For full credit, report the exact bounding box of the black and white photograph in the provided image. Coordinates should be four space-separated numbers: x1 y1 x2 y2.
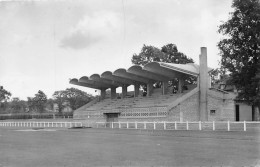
0 0 259 166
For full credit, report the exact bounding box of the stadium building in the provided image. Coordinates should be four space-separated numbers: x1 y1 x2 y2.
70 47 256 123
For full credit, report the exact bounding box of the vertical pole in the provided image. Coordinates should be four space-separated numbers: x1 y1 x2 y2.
199 47 208 121
243 121 246 131
119 122 121 129
213 121 215 131
175 121 177 130
164 121 166 130
144 122 146 129
199 121 202 130
186 121 189 130
153 122 156 130
227 121 230 131
112 122 113 129
135 122 137 129
70 122 72 128
127 122 129 129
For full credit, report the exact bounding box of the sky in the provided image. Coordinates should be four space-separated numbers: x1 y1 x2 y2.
0 0 233 100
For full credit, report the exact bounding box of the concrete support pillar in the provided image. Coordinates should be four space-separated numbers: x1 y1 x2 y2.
162 81 168 95
147 82 153 96
199 47 208 121
208 75 212 88
111 87 116 99
134 83 140 97
178 78 184 93
254 106 260 121
122 85 128 98
100 88 106 100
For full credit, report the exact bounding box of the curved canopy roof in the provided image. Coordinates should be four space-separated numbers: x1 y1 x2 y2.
70 62 213 90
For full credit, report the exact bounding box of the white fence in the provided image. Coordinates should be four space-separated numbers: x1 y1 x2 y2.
1 121 259 132
95 121 260 132
0 121 83 128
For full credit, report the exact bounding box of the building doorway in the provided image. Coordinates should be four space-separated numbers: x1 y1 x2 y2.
106 113 119 122
235 105 239 121
105 113 119 128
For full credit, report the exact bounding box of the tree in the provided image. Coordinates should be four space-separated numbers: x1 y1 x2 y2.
0 86 11 102
131 43 195 93
27 90 47 113
218 0 260 118
0 86 12 113
132 45 166 66
161 44 194 64
52 88 93 113
9 98 27 113
53 90 67 113
65 88 93 110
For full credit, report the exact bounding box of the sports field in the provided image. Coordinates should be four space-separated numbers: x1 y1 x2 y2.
0 127 259 166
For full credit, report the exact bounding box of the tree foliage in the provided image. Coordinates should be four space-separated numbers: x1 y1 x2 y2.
218 0 260 106
131 43 195 93
27 90 47 113
53 88 93 112
0 86 11 102
9 98 27 113
53 90 67 113
132 44 194 66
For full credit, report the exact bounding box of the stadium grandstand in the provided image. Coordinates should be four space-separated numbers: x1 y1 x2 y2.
70 47 255 123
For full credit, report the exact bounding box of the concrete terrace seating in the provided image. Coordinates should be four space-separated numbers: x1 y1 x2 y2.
77 90 192 113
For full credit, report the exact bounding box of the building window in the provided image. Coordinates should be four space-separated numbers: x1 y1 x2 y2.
210 110 216 115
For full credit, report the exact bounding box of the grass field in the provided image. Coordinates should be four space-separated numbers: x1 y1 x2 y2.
0 127 259 166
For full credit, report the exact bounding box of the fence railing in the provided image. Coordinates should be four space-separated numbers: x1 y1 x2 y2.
0 121 82 128
95 121 260 132
1 121 259 132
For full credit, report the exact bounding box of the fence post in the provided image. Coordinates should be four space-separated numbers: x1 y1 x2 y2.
119 122 121 129
144 122 146 129
111 122 113 129
164 122 166 130
227 121 230 131
213 121 215 131
244 121 246 131
135 122 137 129
186 121 189 130
175 121 177 130
153 122 156 130
199 121 202 130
